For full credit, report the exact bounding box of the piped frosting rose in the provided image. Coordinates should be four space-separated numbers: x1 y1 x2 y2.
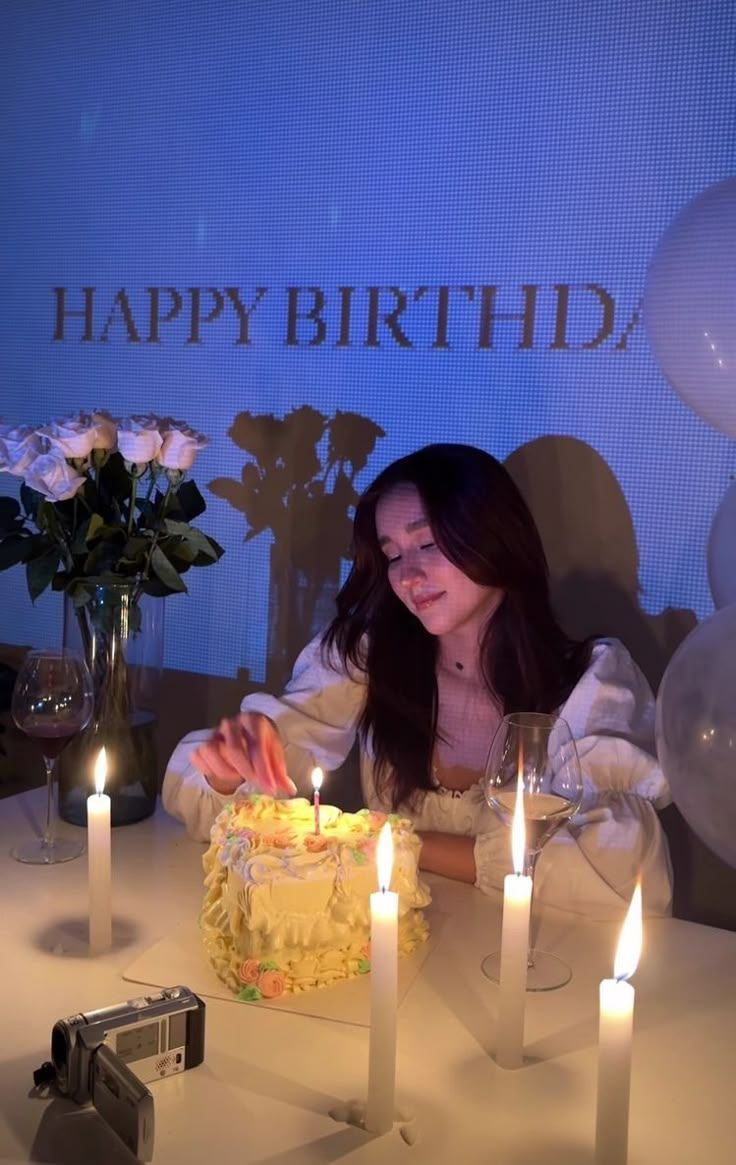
239 959 261 984
257 969 286 998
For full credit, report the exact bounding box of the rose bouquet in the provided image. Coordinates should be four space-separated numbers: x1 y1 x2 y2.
0 411 223 606
0 411 224 823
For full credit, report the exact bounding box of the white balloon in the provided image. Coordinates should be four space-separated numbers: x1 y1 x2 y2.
707 480 736 608
656 604 736 869
643 178 736 438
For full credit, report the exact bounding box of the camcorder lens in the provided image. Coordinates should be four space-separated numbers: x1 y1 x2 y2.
51 1023 70 1086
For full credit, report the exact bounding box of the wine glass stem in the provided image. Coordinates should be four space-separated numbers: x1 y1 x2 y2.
43 758 56 849
525 849 541 969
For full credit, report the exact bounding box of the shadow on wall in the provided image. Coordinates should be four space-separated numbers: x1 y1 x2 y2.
503 437 736 930
208 406 385 692
503 435 697 691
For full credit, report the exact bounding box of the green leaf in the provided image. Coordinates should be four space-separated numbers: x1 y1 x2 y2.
26 548 61 602
83 539 123 575
71 516 92 555
65 580 95 608
0 533 31 570
238 985 262 1002
123 536 151 557
166 541 197 568
98 451 134 499
164 519 219 560
86 513 106 543
0 497 21 533
19 483 41 522
150 545 187 592
190 541 225 567
139 575 176 598
204 535 224 560
36 497 61 534
173 479 206 521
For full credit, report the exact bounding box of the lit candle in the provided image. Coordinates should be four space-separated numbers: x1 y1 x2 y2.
365 821 398 1134
595 883 643 1165
311 766 323 834
496 771 532 1069
88 747 112 954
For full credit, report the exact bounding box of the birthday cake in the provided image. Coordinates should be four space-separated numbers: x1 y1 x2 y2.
200 796 431 1000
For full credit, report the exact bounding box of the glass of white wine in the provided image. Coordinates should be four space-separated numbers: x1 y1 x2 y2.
481 712 583 990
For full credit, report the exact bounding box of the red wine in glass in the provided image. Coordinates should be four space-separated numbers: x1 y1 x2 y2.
11 649 94 864
20 719 81 758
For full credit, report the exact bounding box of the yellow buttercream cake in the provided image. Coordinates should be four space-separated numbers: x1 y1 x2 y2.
200 796 431 1000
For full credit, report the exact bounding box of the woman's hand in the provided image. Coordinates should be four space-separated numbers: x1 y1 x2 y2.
191 712 297 797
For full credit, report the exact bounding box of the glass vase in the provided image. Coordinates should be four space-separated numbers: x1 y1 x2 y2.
266 543 340 690
59 583 164 826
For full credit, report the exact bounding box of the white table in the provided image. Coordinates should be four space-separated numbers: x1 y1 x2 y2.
1 787 734 1165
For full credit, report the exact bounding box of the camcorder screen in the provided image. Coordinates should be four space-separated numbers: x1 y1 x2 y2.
116 1022 159 1064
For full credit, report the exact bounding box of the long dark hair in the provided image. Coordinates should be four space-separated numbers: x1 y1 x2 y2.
323 443 591 810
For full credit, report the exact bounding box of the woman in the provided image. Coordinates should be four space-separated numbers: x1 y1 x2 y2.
163 443 672 917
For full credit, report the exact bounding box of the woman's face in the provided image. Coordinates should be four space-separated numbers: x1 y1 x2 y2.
375 483 503 641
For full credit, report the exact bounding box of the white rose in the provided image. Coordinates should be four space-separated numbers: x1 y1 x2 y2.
89 411 118 450
23 448 87 502
0 424 45 476
117 415 163 464
38 414 98 459
157 419 208 470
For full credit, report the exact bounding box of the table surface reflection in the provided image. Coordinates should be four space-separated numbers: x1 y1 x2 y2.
0 787 734 1165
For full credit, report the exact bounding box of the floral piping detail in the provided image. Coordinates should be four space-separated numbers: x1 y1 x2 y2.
238 958 287 1000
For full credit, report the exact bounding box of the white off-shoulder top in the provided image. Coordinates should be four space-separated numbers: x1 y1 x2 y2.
162 636 673 920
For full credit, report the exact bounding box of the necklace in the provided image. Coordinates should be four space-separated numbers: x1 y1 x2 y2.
432 664 496 794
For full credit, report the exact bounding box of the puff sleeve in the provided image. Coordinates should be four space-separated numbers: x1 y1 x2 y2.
473 640 673 918
162 634 367 841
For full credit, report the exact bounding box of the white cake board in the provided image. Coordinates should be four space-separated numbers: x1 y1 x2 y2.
122 915 442 1028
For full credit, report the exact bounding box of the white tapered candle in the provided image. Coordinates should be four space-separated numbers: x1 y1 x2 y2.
496 771 532 1069
88 747 112 954
365 821 398 1134
595 883 643 1165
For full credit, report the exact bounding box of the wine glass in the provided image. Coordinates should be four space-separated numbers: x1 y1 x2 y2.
11 648 94 864
481 712 583 990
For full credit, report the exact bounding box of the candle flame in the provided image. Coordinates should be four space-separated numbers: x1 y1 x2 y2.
613 882 642 982
376 820 394 892
511 769 526 875
311 766 323 792
94 747 107 796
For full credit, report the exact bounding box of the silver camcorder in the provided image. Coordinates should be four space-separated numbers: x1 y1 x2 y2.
35 985 205 1162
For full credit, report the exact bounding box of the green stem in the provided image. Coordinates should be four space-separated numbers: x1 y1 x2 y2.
142 465 158 511
41 501 74 572
74 603 93 663
132 480 175 605
127 474 138 537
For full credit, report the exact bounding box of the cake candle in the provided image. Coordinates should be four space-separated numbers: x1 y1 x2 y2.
311 766 323 834
496 771 532 1069
365 821 398 1135
88 747 112 955
595 883 642 1165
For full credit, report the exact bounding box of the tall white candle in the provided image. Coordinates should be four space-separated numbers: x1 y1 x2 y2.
88 747 112 954
496 771 532 1070
311 766 323 834
365 821 398 1135
595 883 643 1165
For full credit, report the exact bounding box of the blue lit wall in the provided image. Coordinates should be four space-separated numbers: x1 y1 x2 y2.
1 0 734 682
